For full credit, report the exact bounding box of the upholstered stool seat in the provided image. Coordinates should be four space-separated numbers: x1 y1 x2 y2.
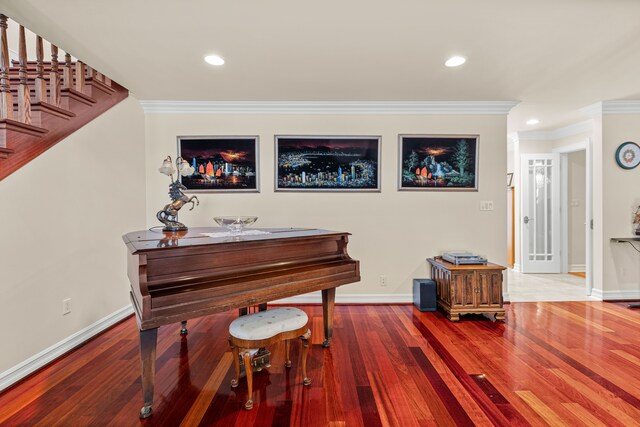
229 307 311 410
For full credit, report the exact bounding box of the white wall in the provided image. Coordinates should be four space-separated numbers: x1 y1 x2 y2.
145 113 508 300
567 150 586 270
601 114 640 298
0 97 147 374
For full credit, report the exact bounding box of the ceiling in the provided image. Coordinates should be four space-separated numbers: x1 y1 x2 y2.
2 0 640 133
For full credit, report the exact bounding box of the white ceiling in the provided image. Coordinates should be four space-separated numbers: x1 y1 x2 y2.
2 0 640 133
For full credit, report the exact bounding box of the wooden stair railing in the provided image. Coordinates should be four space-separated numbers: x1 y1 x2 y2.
0 14 129 180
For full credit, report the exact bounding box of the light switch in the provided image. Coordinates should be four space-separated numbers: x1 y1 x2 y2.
480 201 494 211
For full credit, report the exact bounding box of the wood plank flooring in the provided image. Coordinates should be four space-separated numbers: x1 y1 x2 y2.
1 302 639 426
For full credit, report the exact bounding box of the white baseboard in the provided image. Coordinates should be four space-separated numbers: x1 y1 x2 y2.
502 292 510 303
0 305 133 393
569 264 586 272
591 289 640 301
273 292 413 304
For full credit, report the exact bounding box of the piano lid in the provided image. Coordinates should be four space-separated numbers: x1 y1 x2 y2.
122 227 351 254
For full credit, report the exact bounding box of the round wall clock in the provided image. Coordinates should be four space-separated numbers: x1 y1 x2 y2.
615 141 640 169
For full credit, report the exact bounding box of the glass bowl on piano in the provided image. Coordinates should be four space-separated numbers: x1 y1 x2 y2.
213 216 258 234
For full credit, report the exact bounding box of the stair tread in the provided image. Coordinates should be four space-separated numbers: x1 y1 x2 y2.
30 101 77 119
61 87 97 104
0 118 48 135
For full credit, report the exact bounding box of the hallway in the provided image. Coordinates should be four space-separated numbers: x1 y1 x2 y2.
508 269 598 302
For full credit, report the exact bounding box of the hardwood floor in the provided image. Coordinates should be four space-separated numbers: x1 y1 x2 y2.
1 302 639 426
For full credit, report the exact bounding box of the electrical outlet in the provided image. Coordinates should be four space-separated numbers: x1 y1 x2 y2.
63 298 71 315
379 275 387 287
480 201 494 211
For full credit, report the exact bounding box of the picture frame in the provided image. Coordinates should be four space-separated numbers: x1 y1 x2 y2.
398 134 479 191
177 136 259 192
275 135 381 192
507 172 514 187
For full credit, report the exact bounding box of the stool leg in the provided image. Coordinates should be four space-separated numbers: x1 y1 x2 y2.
301 329 311 386
284 339 291 368
230 342 240 388
242 351 254 410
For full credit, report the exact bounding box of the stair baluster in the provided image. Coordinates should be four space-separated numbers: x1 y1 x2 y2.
0 15 13 120
62 53 72 89
50 45 61 107
18 26 31 124
35 36 46 103
75 61 86 94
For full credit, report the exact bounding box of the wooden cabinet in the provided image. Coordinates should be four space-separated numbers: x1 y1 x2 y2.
427 257 505 322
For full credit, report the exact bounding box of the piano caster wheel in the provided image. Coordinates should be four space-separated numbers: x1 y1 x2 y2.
230 379 238 388
180 328 188 336
255 366 263 372
303 377 312 386
139 405 152 419
264 363 271 368
180 321 188 336
244 399 254 410
322 339 331 348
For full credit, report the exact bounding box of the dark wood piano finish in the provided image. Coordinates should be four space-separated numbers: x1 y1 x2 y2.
123 227 360 418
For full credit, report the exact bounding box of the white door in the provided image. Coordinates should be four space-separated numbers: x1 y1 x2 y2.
521 154 561 273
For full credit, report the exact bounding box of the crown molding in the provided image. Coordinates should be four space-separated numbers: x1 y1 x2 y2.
139 100 519 115
580 101 640 116
517 120 592 141
602 100 640 114
580 102 602 117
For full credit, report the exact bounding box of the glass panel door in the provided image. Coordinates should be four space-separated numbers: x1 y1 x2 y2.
521 154 561 273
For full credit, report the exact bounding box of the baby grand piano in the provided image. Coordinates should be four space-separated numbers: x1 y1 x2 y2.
123 227 360 418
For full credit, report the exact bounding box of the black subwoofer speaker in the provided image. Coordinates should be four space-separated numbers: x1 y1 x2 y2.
413 279 437 312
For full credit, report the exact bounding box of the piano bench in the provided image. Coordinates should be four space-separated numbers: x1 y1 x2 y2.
228 307 311 410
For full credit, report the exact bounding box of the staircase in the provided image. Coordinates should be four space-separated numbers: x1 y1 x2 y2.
0 15 128 181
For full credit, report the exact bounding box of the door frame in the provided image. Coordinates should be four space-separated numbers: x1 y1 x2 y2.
552 140 593 295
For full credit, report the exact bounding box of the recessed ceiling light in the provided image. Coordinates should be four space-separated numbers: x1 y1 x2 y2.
526 119 540 125
445 56 466 67
204 55 225 66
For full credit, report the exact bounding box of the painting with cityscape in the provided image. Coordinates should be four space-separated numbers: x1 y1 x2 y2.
178 136 259 192
276 136 380 191
399 135 478 191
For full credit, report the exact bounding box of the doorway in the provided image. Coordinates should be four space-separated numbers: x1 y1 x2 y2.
554 140 593 296
518 140 593 298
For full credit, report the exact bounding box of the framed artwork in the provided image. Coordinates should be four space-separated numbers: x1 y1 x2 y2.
275 135 381 192
398 134 479 191
177 136 259 192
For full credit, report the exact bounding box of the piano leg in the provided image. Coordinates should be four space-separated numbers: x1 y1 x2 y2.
180 321 188 335
321 288 336 348
139 328 157 419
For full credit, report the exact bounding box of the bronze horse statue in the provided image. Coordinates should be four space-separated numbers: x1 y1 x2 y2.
156 181 199 231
